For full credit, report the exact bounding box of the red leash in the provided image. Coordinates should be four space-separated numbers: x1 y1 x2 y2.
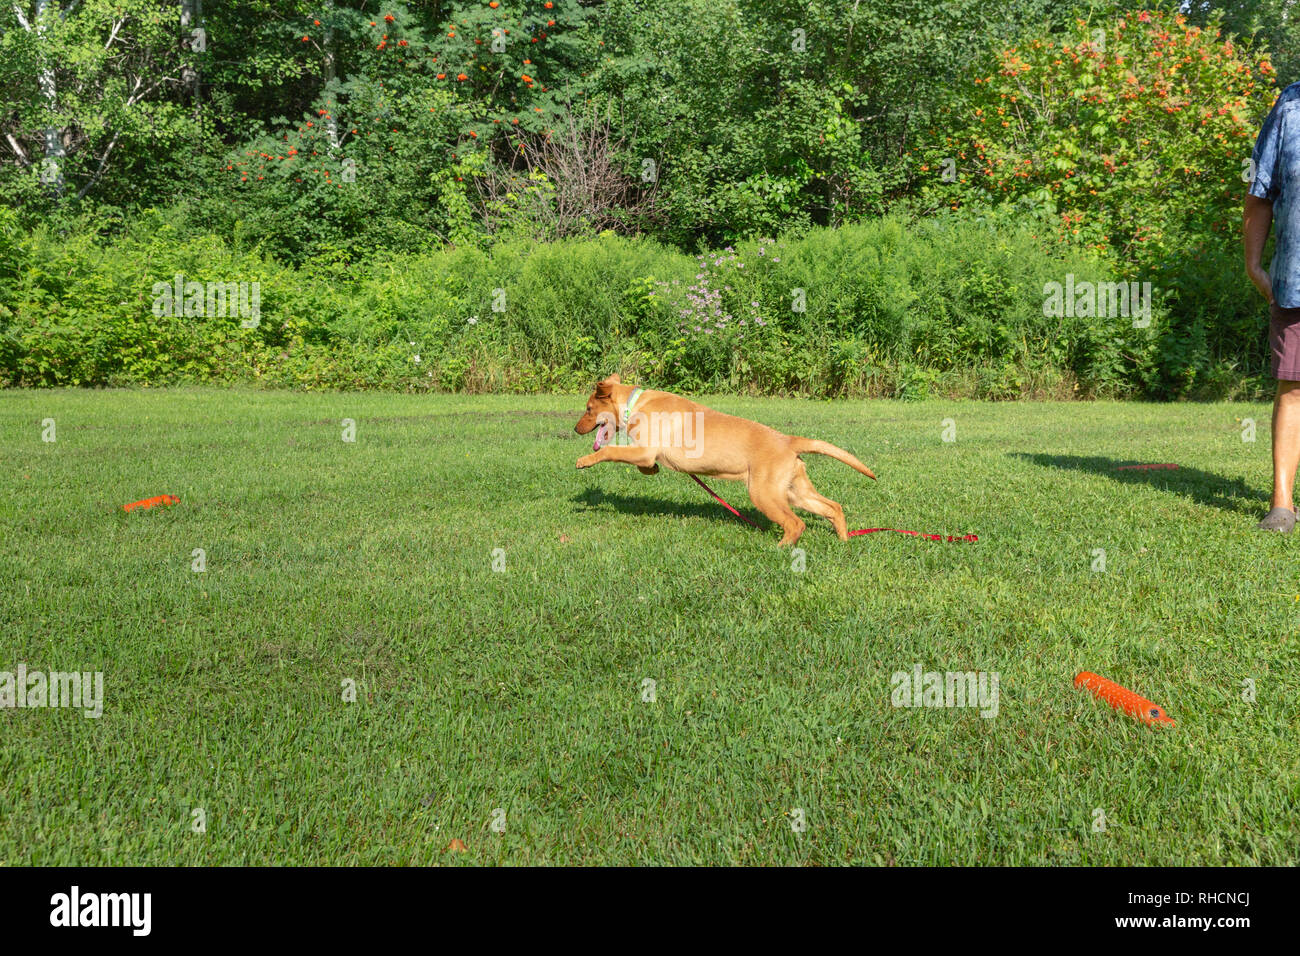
848 528 978 543
688 475 976 542
689 474 760 527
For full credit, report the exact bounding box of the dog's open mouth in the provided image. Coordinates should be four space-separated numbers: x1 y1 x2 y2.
593 419 612 451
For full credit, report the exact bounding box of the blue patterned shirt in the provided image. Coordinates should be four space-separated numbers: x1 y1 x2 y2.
1250 82 1300 308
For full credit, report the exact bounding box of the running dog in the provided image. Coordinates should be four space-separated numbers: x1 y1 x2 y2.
573 375 875 546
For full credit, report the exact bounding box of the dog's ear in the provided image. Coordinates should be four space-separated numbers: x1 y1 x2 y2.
594 380 613 399
602 373 622 385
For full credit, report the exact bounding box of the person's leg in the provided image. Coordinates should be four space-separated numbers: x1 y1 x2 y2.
1271 380 1300 509
1260 303 1300 530
1260 380 1300 530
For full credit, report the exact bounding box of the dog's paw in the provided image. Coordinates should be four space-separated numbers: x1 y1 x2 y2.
575 454 598 469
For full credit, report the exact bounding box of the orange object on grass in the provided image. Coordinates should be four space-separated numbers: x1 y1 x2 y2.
123 494 180 512
1074 671 1175 726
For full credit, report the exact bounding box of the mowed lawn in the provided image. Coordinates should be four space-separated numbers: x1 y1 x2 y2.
1 387 1297 866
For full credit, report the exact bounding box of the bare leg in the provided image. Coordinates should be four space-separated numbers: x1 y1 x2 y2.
1271 381 1300 509
1260 380 1300 531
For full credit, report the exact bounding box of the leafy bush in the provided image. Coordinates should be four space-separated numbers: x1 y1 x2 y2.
919 8 1276 263
2 213 1192 398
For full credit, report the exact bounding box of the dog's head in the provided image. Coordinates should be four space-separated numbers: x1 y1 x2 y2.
574 374 621 449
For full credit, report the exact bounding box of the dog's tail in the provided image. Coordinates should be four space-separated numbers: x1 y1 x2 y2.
789 437 877 480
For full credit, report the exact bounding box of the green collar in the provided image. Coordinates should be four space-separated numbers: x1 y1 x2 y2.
622 387 644 429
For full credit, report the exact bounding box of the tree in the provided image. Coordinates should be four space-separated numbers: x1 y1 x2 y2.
0 0 201 210
584 0 1084 245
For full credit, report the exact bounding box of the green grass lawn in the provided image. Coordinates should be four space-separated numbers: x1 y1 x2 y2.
1 387 1297 865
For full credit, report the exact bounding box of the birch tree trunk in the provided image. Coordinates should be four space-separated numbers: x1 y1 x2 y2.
323 9 339 151
34 0 65 194
179 0 201 116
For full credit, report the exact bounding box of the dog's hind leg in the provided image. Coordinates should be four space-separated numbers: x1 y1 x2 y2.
789 471 848 541
747 470 806 547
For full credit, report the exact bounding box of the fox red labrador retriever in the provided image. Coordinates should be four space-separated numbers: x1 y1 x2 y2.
574 375 875 546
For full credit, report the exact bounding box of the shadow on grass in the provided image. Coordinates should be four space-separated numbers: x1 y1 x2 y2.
1012 453 1263 517
571 485 766 528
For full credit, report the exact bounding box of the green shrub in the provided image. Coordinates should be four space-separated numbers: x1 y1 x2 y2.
0 213 1252 400
919 8 1275 271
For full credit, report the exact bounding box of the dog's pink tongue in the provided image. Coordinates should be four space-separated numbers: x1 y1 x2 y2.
593 420 611 451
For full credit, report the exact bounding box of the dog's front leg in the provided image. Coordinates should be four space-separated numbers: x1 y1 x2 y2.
576 445 659 470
